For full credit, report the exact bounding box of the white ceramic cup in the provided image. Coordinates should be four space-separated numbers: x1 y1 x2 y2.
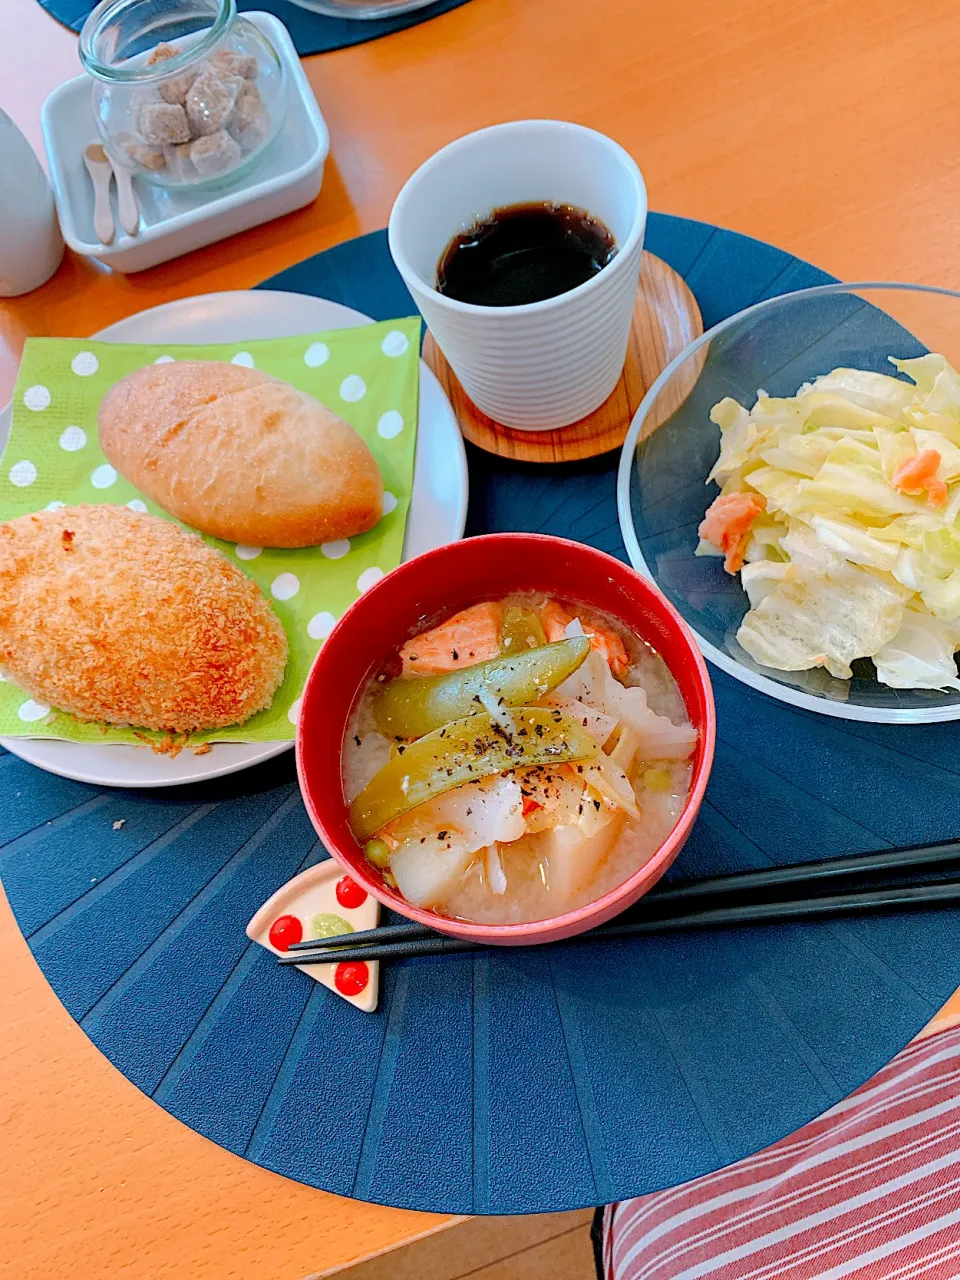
388 119 647 430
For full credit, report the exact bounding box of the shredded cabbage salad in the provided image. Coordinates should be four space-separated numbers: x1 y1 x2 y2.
697 355 960 691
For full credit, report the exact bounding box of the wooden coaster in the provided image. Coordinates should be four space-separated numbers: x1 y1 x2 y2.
422 251 704 463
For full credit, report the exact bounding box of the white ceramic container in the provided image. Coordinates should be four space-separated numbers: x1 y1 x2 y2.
40 13 327 274
0 109 64 297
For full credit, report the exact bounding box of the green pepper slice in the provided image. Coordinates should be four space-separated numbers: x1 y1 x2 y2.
373 636 590 740
349 707 600 840
500 605 547 655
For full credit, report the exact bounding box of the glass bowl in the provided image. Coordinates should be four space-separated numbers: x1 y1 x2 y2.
287 0 438 16
617 282 960 723
79 0 287 189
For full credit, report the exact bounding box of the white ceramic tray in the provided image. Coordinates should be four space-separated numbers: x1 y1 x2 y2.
40 13 329 274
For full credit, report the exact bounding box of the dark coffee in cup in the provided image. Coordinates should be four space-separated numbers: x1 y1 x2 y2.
436 201 616 307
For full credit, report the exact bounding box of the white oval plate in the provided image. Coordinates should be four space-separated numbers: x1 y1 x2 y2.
0 291 468 788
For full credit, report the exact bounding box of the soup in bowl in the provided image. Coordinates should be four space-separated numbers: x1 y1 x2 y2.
296 534 715 945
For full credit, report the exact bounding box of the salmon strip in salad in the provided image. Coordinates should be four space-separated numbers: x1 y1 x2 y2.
698 491 767 574
892 449 948 507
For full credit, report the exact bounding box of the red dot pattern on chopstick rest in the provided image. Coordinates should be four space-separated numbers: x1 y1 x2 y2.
335 961 369 996
269 914 303 951
335 876 368 909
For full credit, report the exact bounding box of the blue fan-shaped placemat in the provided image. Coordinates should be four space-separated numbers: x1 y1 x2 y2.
37 0 471 57
4 214 960 1215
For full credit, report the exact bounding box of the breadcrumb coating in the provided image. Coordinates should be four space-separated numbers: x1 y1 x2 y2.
0 504 288 732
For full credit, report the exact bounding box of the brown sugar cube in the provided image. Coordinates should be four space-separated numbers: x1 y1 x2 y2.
236 78 262 105
145 42 178 66
209 48 258 80
139 101 190 146
190 129 242 176
145 41 201 104
219 73 246 105
131 87 159 134
229 82 269 152
158 67 200 105
233 115 268 154
116 132 166 172
164 141 196 181
185 70 239 137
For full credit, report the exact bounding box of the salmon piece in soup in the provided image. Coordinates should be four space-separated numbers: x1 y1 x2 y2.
539 599 630 677
399 602 502 675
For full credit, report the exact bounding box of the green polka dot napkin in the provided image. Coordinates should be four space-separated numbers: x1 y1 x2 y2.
0 318 421 747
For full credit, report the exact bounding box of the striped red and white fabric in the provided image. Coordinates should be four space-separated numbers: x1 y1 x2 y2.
602 1021 960 1280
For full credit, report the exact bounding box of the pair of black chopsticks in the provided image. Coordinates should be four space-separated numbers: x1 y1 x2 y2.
278 838 960 967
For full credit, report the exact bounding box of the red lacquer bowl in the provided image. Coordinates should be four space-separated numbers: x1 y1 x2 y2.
296 534 715 945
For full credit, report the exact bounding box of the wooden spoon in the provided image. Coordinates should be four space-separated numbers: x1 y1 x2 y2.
83 143 114 246
110 156 140 237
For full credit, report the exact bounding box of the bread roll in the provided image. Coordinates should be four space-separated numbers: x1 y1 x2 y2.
98 361 384 548
0 504 288 732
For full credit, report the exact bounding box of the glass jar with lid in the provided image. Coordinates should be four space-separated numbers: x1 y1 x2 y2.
79 0 287 189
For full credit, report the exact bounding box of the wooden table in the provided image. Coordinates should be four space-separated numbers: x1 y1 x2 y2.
4 0 960 1274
